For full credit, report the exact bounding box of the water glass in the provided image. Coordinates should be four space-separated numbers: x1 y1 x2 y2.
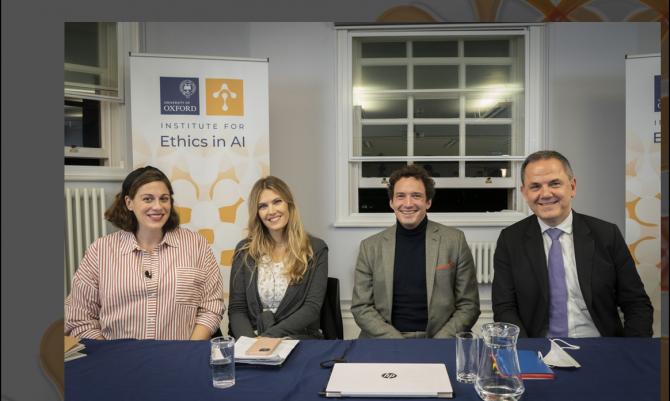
210 336 235 388
456 332 479 384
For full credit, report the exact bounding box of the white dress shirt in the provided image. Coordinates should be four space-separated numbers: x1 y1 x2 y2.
538 212 601 338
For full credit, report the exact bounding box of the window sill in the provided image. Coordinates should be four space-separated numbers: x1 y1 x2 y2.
334 211 530 228
64 166 131 182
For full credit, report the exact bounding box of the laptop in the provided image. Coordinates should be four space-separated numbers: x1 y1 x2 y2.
324 363 453 398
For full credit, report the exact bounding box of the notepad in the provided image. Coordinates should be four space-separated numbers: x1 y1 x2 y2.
497 350 554 380
219 336 299 366
64 336 86 362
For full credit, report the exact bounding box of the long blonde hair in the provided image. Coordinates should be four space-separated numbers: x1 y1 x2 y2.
238 176 313 284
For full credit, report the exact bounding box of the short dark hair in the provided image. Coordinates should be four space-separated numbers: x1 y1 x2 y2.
387 164 436 201
104 169 180 233
521 150 574 186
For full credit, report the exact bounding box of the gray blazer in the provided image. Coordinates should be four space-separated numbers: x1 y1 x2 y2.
351 220 480 339
228 236 328 340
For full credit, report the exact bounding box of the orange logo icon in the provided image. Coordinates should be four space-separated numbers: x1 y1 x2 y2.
205 79 244 116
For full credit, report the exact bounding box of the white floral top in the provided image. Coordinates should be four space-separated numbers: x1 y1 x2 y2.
257 256 290 312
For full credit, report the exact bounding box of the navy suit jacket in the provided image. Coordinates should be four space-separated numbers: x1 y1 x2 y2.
492 211 653 338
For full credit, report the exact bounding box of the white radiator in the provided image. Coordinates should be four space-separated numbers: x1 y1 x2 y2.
468 242 496 284
64 188 107 298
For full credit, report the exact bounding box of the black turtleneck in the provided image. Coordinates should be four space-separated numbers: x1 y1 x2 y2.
391 216 428 333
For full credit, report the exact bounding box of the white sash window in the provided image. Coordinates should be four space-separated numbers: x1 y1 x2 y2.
336 24 546 227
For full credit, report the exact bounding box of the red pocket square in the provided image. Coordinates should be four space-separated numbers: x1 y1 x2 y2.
436 262 454 270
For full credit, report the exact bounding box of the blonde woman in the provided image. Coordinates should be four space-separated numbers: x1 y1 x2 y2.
228 176 328 340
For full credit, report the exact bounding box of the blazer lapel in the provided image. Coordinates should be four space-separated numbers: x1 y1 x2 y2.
572 212 594 311
425 221 440 307
524 217 550 304
381 225 397 314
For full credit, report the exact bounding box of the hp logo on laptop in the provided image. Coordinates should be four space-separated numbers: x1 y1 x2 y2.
381 373 397 379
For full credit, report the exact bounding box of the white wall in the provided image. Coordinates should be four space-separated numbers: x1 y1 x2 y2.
66 22 660 339
144 22 251 58
547 22 659 234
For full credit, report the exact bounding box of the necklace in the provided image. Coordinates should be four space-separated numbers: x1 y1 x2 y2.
276 243 286 247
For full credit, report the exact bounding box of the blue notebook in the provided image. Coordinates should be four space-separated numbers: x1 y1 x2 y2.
496 350 555 379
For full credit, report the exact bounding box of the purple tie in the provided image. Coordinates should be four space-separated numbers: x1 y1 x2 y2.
546 228 569 337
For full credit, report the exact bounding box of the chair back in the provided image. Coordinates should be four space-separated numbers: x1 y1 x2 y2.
320 277 344 340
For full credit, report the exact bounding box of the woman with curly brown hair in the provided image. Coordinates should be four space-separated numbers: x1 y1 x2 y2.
65 166 224 341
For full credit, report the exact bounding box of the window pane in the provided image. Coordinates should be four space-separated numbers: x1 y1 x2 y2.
464 40 509 57
429 188 511 212
358 188 511 213
362 99 407 119
465 97 513 119
362 162 406 178
64 22 118 90
361 125 407 156
65 22 102 66
358 189 391 213
466 65 510 88
465 161 511 177
413 41 458 57
465 125 515 156
414 99 459 118
414 65 459 89
65 71 102 87
417 162 459 177
65 99 101 148
65 158 105 166
361 66 407 90
362 42 406 58
414 125 459 157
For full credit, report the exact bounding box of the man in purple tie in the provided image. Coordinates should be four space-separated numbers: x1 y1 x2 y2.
491 151 653 338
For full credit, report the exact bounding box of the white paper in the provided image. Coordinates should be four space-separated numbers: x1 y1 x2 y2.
65 351 86 362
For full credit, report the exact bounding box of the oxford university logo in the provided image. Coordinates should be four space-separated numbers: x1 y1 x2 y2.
179 80 197 99
159 77 200 115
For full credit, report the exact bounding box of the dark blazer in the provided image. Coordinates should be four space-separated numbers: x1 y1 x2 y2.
492 211 653 338
228 236 328 340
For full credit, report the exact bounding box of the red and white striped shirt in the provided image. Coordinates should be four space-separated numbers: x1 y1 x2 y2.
65 227 225 340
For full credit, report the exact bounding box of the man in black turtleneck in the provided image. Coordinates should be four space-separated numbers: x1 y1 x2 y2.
351 165 481 339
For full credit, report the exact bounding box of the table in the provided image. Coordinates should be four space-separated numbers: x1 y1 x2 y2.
66 337 660 400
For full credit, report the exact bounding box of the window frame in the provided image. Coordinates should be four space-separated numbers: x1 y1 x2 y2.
335 24 547 227
64 22 140 181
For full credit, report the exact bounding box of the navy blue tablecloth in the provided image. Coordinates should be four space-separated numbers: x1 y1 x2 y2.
65 337 660 400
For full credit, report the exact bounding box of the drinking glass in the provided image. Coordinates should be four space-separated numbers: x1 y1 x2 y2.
456 332 479 384
210 336 235 388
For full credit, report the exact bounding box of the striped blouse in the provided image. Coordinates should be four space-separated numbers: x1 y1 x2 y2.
65 227 225 340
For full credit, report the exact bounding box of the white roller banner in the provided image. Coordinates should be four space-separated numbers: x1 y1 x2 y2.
625 55 661 336
130 53 270 297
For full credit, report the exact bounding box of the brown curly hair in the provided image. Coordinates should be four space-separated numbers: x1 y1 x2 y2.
104 170 180 233
387 164 436 201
